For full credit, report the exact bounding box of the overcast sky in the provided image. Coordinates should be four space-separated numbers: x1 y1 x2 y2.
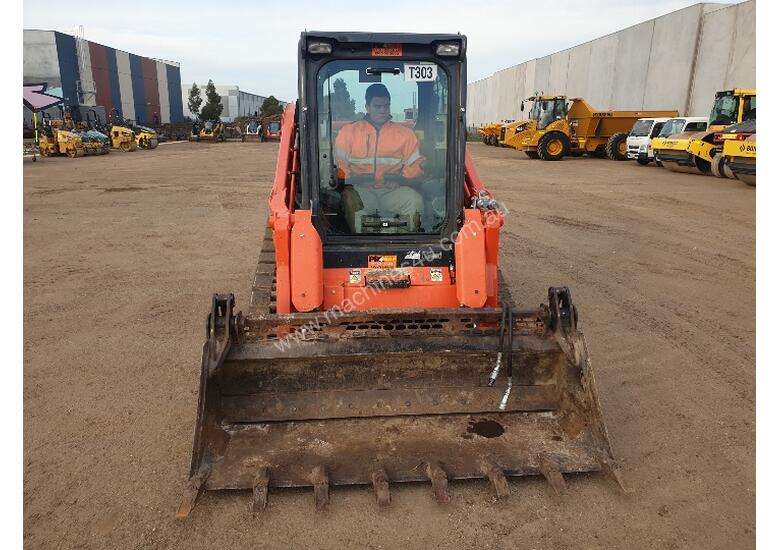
24 0 744 101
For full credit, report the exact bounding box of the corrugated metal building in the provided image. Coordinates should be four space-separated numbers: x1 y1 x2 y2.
23 29 184 125
181 84 267 122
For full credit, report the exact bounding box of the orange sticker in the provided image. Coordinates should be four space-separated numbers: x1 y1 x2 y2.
368 255 397 268
371 44 402 57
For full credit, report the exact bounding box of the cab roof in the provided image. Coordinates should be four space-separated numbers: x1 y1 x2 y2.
302 31 464 45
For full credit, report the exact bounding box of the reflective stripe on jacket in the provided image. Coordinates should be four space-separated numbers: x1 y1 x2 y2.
334 119 424 187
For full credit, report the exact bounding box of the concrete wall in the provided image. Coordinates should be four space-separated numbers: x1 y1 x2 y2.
689 0 756 114
467 1 755 127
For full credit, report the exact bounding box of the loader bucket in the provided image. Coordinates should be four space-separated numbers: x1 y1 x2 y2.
177 289 618 517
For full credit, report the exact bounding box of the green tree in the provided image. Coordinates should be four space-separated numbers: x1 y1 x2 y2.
187 83 202 118
260 96 284 118
329 78 356 120
199 80 224 121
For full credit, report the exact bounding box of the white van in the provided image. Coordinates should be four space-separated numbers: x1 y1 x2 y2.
626 118 671 165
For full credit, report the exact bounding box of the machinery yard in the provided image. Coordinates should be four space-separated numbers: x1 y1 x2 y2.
23 142 755 549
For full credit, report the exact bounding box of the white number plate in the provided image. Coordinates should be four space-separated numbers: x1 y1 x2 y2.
404 64 437 82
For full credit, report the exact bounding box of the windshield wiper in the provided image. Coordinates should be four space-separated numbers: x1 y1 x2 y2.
366 67 400 75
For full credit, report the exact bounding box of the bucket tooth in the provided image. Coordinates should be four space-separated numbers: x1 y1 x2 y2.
175 468 209 520
537 454 566 496
426 462 450 504
599 459 628 494
252 467 270 515
479 459 510 500
311 466 329 511
371 467 391 506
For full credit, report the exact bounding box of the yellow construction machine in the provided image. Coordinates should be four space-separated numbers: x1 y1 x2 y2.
198 120 226 142
103 110 138 152
478 122 502 145
497 120 524 147
653 88 756 175
130 123 159 149
713 119 756 186
177 31 621 518
38 126 85 158
504 95 677 160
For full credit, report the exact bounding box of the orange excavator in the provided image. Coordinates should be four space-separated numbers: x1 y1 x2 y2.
178 31 619 518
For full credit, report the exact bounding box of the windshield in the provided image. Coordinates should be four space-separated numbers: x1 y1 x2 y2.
709 94 740 126
268 122 281 133
658 118 686 137
529 99 566 130
742 94 756 121
629 120 654 137
317 59 448 235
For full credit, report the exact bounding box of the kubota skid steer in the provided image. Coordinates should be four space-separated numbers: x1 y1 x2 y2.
178 31 620 518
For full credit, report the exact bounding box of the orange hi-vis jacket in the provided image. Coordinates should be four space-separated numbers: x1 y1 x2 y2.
334 118 424 188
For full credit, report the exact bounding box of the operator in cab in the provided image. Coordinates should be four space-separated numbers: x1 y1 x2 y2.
335 83 425 233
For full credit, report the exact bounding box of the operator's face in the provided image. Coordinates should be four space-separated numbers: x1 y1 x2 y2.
367 97 391 124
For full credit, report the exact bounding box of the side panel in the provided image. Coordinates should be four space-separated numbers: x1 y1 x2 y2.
454 209 487 309
290 211 324 312
156 61 171 124
116 50 135 121
129 53 147 123
89 42 114 116
53 31 80 107
77 39 96 106
105 47 123 120
142 57 161 125
166 64 185 123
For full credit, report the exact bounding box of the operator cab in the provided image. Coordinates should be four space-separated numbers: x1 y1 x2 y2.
299 32 466 240
524 96 568 130
709 90 756 127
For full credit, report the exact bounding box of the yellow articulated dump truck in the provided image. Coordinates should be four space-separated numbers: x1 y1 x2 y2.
653 88 756 175
504 95 678 161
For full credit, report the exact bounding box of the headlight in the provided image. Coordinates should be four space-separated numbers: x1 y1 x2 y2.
307 41 332 54
435 42 460 56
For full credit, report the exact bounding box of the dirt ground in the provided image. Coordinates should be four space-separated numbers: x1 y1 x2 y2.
23 142 755 549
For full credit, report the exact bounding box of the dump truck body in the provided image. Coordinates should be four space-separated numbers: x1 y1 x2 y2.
178 32 618 517
506 96 677 161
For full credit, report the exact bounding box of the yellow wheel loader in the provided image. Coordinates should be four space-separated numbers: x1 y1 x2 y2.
177 31 621 518
653 89 756 175
497 120 524 148
504 96 677 161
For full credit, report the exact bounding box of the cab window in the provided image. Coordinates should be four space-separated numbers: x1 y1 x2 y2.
316 59 449 235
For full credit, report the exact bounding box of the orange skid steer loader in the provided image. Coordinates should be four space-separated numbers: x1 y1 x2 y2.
178 31 620 518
